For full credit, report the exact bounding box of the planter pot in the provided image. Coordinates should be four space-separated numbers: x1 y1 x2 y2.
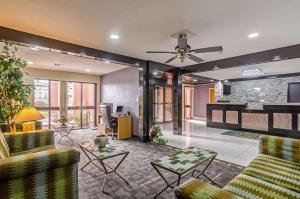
94 134 109 148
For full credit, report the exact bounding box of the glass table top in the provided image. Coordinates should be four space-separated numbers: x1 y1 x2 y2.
81 141 128 159
152 148 217 174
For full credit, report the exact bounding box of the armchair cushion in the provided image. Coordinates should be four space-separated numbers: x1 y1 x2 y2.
0 131 10 159
242 154 300 193
0 147 80 182
4 130 54 155
174 178 241 199
259 135 300 163
223 174 300 199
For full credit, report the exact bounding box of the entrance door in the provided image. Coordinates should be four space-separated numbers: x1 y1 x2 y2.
184 87 194 119
67 82 96 129
153 86 173 123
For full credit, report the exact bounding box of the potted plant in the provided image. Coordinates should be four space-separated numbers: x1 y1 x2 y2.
0 42 32 133
149 125 168 145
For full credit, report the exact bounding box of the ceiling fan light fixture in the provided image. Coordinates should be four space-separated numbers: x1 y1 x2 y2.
248 32 259 38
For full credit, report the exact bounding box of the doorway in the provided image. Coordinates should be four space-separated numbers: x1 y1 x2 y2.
183 86 194 119
153 86 173 124
67 81 96 129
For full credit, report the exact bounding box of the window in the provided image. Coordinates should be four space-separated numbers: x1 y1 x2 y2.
67 82 96 128
34 79 60 128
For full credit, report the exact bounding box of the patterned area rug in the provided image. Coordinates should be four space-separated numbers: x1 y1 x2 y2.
222 130 260 140
57 129 244 199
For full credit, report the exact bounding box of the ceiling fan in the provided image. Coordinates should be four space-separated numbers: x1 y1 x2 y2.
146 34 223 64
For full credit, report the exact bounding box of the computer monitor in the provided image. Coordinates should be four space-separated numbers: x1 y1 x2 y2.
116 106 124 113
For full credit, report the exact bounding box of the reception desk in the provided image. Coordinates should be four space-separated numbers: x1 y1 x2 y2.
207 103 300 138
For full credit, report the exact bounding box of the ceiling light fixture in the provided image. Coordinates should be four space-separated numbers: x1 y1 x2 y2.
224 80 229 83
104 60 111 64
110 34 119 40
27 61 33 65
242 67 264 77
210 79 214 82
85 69 91 72
213 65 219 70
153 71 158 75
248 32 259 38
193 79 197 82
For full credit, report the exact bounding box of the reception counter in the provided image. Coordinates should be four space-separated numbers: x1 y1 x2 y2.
207 103 300 138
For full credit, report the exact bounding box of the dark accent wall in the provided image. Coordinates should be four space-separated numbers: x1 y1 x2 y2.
101 67 139 136
194 83 214 118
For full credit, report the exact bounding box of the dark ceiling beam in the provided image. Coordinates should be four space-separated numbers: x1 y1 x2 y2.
0 26 145 67
183 44 300 73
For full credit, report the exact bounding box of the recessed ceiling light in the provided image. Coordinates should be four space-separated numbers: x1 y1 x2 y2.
85 69 91 72
210 79 214 82
110 34 119 40
27 61 33 65
224 80 229 83
104 60 111 64
213 65 219 70
30 46 39 51
153 71 158 75
193 79 197 82
248 32 259 38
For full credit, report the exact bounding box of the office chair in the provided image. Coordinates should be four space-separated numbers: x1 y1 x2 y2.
99 105 117 139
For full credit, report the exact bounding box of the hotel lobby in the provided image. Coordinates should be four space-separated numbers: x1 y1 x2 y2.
0 1 300 199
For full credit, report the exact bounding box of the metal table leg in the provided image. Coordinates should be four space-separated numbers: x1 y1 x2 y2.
151 163 181 199
192 154 221 187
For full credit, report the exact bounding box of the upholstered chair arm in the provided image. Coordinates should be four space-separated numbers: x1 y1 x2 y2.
259 135 300 163
174 178 240 199
3 130 54 154
0 147 80 182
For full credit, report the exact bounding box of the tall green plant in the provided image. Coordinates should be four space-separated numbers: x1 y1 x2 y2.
0 41 32 130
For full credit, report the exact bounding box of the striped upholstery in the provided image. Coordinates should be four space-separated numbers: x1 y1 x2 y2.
223 174 300 199
0 163 78 199
3 130 54 155
0 148 79 182
174 178 241 199
0 130 80 199
174 135 300 199
259 135 300 163
0 131 10 159
242 155 300 193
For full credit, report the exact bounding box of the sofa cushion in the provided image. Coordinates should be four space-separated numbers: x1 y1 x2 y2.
174 178 241 199
0 132 9 159
259 135 300 163
223 174 300 199
242 154 300 193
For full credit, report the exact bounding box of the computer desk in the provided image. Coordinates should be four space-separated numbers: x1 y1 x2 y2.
98 114 132 140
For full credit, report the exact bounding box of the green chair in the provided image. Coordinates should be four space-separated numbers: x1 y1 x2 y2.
0 129 80 199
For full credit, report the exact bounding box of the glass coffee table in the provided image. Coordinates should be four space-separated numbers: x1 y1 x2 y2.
151 147 218 198
80 141 129 193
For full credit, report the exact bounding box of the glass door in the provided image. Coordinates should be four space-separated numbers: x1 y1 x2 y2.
34 79 60 129
184 86 194 119
153 86 173 123
67 82 96 128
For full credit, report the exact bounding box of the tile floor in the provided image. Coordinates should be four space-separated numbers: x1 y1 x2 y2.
159 120 259 166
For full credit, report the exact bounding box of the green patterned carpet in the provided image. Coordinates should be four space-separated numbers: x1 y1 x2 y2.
222 130 260 140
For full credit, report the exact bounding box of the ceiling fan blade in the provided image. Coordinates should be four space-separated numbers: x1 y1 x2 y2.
178 35 188 49
165 55 178 63
187 54 204 63
190 46 223 53
146 51 176 54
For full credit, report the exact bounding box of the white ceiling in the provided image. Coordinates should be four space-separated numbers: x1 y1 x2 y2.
0 0 300 67
194 58 300 80
0 42 129 75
